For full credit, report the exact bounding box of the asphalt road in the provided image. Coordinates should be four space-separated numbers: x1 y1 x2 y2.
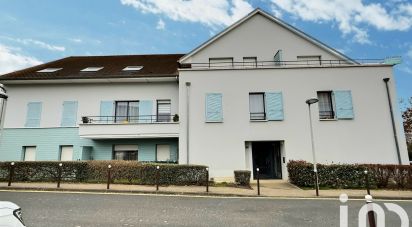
0 191 411 227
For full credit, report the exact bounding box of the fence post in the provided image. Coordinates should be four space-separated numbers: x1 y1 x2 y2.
365 195 376 227
8 162 15 187
364 170 370 195
156 166 160 191
107 164 112 190
57 163 63 188
256 168 260 196
206 167 209 193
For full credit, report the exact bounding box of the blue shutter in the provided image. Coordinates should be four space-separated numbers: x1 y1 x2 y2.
61 101 78 126
139 100 153 123
205 93 223 122
25 102 42 127
334 90 354 119
265 92 284 121
100 101 113 123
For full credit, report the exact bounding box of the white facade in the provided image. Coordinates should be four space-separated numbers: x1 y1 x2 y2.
178 10 408 180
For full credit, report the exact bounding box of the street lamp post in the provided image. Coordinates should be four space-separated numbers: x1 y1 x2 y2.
306 98 319 196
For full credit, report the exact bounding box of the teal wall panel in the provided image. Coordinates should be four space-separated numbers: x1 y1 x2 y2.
0 128 178 162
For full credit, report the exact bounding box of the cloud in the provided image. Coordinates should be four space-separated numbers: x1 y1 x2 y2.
120 0 254 29
0 36 65 51
156 18 165 30
20 38 66 51
0 44 42 75
69 38 83 43
270 0 412 44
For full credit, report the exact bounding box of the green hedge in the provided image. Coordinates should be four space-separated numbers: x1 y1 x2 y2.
287 160 412 189
0 161 207 185
234 170 251 187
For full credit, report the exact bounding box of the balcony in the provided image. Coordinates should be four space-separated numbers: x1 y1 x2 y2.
180 57 401 70
79 115 179 139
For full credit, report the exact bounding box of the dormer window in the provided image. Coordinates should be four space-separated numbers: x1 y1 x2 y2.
81 67 104 72
37 68 62 73
122 66 143 71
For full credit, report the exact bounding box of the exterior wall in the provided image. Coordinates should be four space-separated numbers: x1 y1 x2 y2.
3 82 179 128
178 66 409 179
0 127 178 162
182 13 342 64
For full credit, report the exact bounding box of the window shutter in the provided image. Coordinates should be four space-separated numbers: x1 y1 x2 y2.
25 102 42 127
139 100 153 123
205 93 223 122
265 92 284 121
334 90 354 119
61 101 78 126
100 101 114 123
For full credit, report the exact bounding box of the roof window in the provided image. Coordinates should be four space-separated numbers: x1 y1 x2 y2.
81 67 104 72
37 68 62 73
122 66 143 71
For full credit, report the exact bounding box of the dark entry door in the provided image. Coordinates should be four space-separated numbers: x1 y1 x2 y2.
252 142 281 179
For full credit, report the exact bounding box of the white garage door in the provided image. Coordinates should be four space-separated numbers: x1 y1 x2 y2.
60 146 73 161
156 145 170 162
24 147 36 161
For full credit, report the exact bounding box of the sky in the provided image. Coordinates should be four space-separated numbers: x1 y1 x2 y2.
0 0 411 107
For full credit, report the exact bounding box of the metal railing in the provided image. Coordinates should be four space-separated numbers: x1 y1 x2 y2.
181 58 401 70
81 115 177 124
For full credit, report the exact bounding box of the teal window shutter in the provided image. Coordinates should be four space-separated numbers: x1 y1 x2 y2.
100 101 114 123
265 92 284 121
205 93 223 122
61 101 78 126
139 100 153 123
334 90 354 119
25 102 42 127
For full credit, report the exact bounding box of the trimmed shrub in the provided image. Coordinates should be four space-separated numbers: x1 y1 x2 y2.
234 170 251 187
287 160 412 189
0 161 207 186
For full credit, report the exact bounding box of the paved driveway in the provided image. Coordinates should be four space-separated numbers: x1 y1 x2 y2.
0 191 411 226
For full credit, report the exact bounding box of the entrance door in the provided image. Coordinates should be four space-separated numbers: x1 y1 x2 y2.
252 142 282 179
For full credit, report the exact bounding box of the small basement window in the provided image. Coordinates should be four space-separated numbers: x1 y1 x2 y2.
37 68 62 73
123 66 143 71
81 67 104 72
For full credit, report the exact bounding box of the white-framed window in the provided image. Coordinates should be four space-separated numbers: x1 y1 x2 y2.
115 101 139 123
156 145 171 162
249 93 265 120
37 68 63 73
60 145 73 161
157 100 171 122
297 55 321 65
123 66 143 71
80 67 104 72
23 146 36 161
317 91 335 119
113 145 138 161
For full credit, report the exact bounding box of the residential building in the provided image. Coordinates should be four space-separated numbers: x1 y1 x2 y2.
0 9 408 181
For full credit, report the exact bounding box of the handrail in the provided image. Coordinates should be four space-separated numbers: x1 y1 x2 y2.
181 58 401 69
81 115 178 124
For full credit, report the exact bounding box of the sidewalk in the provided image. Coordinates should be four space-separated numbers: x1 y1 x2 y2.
1 181 411 200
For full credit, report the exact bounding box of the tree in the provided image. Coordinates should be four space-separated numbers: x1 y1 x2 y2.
401 97 412 159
